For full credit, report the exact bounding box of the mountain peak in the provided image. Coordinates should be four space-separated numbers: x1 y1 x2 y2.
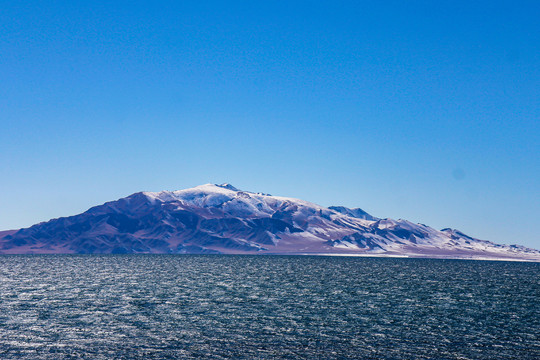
328 206 378 221
214 183 240 191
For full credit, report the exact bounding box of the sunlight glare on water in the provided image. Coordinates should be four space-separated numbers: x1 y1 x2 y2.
0 255 538 359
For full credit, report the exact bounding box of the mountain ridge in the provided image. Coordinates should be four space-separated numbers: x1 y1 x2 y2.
1 183 539 261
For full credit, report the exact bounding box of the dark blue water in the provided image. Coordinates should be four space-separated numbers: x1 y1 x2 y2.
0 255 538 359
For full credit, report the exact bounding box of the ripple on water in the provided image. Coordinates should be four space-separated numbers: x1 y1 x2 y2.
0 255 538 359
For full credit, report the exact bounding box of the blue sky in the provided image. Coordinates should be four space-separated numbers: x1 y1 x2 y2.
1 1 538 248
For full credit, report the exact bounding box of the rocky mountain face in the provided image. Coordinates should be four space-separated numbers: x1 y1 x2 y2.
1 184 539 261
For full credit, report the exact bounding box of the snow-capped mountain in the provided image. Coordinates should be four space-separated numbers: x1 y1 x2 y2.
1 183 539 261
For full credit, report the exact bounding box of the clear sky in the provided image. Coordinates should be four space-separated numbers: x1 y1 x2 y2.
1 1 538 248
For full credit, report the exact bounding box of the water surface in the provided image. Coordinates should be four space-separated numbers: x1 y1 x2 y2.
0 255 538 359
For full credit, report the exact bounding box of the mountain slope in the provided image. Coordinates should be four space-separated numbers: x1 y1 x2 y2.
1 184 539 260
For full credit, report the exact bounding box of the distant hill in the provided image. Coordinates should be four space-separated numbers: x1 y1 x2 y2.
1 183 539 261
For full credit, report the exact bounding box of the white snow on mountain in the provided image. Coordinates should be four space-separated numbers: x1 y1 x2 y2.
138 183 540 260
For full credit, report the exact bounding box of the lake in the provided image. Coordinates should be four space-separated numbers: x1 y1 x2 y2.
0 255 538 359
